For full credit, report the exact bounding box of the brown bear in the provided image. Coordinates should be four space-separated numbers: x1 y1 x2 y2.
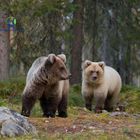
82 60 122 113
21 54 70 118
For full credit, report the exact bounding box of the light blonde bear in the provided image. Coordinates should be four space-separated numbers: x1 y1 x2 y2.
82 60 122 113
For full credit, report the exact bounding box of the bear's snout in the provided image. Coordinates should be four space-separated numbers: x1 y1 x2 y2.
61 73 71 80
92 76 97 81
92 72 98 81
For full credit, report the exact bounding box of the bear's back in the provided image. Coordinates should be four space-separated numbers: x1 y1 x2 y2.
26 57 47 83
104 66 122 92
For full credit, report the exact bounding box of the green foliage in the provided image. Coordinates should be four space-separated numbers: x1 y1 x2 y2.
0 99 7 106
0 0 76 77
69 84 84 107
0 77 25 98
0 78 140 113
0 0 139 86
0 77 25 110
32 101 42 117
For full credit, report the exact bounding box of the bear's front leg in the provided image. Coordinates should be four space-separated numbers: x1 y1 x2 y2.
21 95 36 117
40 94 59 118
83 94 93 111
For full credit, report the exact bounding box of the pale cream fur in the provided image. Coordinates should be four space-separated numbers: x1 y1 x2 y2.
82 61 122 111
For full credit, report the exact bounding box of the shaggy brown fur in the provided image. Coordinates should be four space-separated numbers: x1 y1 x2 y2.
21 54 70 118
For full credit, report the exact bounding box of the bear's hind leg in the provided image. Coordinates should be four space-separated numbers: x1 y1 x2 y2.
58 94 68 118
21 95 36 117
104 92 119 112
104 96 114 112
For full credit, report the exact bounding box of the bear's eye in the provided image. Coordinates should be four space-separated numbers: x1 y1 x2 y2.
96 71 99 74
90 70 94 73
60 67 64 71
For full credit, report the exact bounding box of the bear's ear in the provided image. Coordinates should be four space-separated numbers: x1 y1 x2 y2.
57 54 66 63
98 61 105 70
82 60 92 70
46 54 56 64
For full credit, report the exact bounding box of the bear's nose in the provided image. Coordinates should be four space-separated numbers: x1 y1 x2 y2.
61 74 71 80
92 76 97 81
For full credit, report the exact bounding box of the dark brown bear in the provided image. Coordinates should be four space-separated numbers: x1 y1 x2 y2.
21 54 70 118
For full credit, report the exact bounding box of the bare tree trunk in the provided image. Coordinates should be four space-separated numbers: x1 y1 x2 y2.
83 0 97 61
99 7 112 66
92 0 97 60
0 12 10 80
45 12 62 55
70 0 84 85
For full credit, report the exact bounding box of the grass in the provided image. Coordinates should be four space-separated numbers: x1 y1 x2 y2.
120 85 140 113
1 131 138 140
0 78 140 139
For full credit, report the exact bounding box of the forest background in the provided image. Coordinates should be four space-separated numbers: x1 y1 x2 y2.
0 1 140 139
0 0 140 87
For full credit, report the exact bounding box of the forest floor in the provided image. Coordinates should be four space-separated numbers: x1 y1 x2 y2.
0 78 140 140
27 107 140 140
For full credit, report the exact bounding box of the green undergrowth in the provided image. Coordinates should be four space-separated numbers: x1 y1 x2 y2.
120 85 140 113
69 84 140 113
69 84 84 107
0 77 25 111
0 78 140 113
0 77 25 98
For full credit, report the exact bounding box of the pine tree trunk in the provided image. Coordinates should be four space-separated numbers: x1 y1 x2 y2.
46 12 62 54
0 12 10 81
70 0 84 85
83 0 97 61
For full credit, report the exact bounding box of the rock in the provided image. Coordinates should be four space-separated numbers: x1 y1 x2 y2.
102 110 109 113
0 107 37 137
1 120 27 137
109 111 129 117
132 113 140 119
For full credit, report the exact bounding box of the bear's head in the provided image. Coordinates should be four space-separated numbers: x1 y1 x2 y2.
44 54 70 83
82 60 105 84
